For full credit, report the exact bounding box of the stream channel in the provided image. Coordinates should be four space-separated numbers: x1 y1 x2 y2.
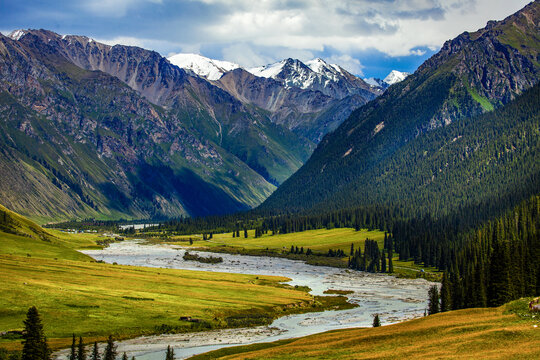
55 240 433 360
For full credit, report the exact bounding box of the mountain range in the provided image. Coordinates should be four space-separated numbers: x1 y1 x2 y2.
259 1 540 217
0 29 384 221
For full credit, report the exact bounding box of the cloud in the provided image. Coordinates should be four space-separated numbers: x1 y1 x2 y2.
327 54 364 76
0 0 531 76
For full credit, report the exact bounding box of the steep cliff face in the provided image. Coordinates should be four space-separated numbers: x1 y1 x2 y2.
0 31 276 220
260 1 540 214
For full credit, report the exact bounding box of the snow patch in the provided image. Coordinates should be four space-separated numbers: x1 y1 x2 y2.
248 60 286 79
168 53 240 80
8 29 26 41
342 147 353 157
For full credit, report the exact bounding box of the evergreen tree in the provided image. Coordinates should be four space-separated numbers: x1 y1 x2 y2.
488 239 512 307
428 285 440 315
244 228 248 238
388 248 394 273
165 346 174 360
103 336 116 360
381 249 387 273
77 337 86 360
372 314 381 327
122 353 127 360
440 272 451 312
21 307 49 360
69 335 76 360
91 343 100 360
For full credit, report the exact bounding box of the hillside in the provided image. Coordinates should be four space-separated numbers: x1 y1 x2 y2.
259 1 540 216
0 31 278 220
0 206 317 349
190 298 540 360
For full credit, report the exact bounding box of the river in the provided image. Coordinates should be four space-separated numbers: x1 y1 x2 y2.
55 240 433 360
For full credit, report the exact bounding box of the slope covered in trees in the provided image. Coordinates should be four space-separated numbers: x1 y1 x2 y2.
259 1 540 216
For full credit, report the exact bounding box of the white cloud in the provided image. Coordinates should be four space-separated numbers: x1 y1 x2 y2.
222 43 274 68
195 0 530 57
327 54 364 76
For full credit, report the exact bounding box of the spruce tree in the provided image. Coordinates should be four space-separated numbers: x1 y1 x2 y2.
91 342 100 360
122 353 127 360
372 314 381 327
428 285 440 315
381 249 387 273
77 337 86 360
69 334 76 360
165 346 174 360
440 272 451 312
21 307 49 360
103 336 116 360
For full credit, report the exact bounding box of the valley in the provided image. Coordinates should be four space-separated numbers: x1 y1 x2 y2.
1 1 539 360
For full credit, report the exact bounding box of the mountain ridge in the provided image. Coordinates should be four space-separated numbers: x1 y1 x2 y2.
259 1 540 215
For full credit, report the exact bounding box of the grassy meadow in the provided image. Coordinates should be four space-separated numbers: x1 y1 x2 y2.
167 227 439 279
0 205 328 350
190 298 540 360
171 228 385 253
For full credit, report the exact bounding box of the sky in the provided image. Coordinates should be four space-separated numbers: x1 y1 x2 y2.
0 0 531 79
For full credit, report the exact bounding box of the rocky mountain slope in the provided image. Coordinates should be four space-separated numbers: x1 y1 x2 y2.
259 1 540 215
0 31 276 220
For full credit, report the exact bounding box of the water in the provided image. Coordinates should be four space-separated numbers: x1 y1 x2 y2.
55 240 432 360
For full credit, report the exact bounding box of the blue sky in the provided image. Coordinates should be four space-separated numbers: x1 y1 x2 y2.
0 0 531 79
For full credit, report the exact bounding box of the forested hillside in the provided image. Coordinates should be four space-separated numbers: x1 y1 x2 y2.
260 1 540 216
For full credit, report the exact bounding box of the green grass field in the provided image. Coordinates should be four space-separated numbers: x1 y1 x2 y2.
171 228 385 254
168 228 439 279
190 298 540 360
0 205 325 350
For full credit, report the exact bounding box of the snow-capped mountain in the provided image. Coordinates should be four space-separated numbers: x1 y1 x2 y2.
248 58 377 99
167 53 240 81
364 70 410 89
383 70 410 85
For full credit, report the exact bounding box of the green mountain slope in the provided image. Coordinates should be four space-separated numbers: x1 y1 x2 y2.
0 32 275 221
260 1 540 216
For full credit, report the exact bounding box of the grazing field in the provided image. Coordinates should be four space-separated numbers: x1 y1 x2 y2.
0 206 322 350
169 228 439 279
172 228 385 254
190 298 540 360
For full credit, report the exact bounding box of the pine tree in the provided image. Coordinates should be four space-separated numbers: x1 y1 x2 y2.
103 336 116 360
428 285 440 315
244 229 248 238
69 334 76 360
21 307 49 360
388 247 393 273
77 337 86 360
91 342 100 360
381 249 387 273
165 346 174 360
122 353 127 360
372 314 381 327
440 271 451 312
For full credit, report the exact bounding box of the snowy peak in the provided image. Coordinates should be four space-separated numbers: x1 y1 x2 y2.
7 29 27 41
167 53 240 81
248 57 376 99
383 70 410 85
